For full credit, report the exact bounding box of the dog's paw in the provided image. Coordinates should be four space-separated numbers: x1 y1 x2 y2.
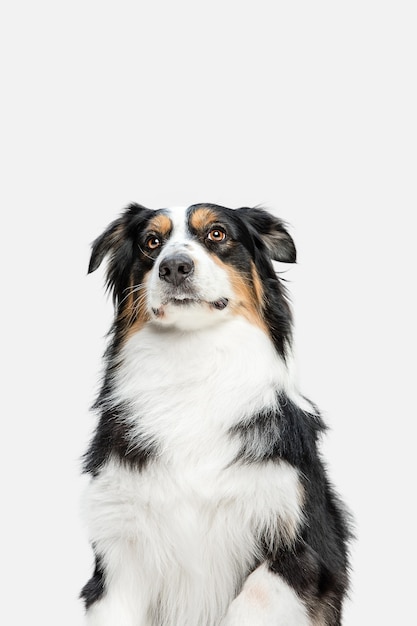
220 564 310 626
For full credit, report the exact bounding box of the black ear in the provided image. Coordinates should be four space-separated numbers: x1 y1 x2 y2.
88 204 153 306
88 217 125 274
238 207 296 263
88 203 153 275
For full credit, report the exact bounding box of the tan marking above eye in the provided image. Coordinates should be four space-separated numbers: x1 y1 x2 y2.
189 207 219 232
207 228 227 242
147 214 173 239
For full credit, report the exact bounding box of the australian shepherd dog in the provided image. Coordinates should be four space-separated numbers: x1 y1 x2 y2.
81 203 350 625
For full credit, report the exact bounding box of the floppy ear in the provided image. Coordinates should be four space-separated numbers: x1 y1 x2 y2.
88 217 125 274
88 203 153 275
88 203 153 305
238 207 296 263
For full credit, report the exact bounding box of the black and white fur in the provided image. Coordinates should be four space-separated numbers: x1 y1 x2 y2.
81 203 350 625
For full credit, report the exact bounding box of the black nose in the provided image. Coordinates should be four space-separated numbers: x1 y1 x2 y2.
158 254 195 286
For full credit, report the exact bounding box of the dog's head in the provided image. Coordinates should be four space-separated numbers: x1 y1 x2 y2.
89 203 296 353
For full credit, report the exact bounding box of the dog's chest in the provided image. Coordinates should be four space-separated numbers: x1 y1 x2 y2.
111 318 290 459
85 319 304 624
99 318 304 544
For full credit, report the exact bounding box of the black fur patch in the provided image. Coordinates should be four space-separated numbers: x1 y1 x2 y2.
80 551 105 609
269 540 323 595
230 395 325 465
83 401 158 476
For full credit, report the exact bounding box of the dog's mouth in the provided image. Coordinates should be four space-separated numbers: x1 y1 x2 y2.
169 297 200 306
152 297 229 317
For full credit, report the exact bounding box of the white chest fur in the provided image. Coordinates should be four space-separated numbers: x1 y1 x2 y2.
84 318 304 626
111 317 297 460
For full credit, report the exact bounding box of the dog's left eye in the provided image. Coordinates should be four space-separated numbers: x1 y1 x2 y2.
207 228 227 243
145 235 162 250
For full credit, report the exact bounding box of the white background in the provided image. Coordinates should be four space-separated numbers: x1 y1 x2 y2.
1 1 416 624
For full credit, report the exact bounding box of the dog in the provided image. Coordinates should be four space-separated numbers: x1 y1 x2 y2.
81 203 350 625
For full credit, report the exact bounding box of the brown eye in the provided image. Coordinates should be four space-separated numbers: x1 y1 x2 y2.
145 235 162 250
207 228 226 243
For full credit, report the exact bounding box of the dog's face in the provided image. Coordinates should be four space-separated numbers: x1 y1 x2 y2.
144 205 237 330
89 203 296 340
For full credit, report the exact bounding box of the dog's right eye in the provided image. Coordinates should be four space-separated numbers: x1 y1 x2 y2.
145 235 162 251
207 228 227 243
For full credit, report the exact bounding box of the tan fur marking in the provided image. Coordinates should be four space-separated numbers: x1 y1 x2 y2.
146 213 172 238
212 258 268 333
251 262 265 309
118 273 151 343
189 207 219 232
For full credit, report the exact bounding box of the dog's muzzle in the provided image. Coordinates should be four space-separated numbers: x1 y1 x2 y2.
152 251 229 320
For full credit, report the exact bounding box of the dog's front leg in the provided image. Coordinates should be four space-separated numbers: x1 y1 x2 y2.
220 564 311 626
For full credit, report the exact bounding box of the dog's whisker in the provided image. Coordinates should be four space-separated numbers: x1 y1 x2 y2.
122 283 146 295
119 283 146 306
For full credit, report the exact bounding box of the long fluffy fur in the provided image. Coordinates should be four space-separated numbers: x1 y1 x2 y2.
81 203 350 626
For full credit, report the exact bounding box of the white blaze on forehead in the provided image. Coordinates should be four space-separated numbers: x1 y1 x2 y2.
163 206 190 247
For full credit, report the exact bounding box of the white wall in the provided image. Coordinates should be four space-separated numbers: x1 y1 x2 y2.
1 1 416 624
